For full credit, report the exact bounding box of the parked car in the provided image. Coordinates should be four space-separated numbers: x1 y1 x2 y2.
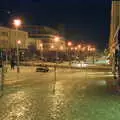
71 61 88 68
36 65 49 72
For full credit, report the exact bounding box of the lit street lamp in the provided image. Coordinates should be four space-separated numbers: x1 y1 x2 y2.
16 40 21 73
74 47 78 58
13 19 22 28
75 47 77 51
51 45 54 49
54 36 60 62
89 47 96 64
67 41 72 66
54 36 59 42
92 47 96 64
77 44 82 59
68 41 72 46
78 44 81 49
53 36 60 93
60 45 64 51
13 19 22 73
39 43 43 59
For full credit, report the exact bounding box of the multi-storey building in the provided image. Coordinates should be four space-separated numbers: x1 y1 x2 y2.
109 0 120 54
21 25 66 59
27 37 42 50
21 25 66 50
0 26 28 49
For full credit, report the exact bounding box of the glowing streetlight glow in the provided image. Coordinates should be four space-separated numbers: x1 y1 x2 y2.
60 46 64 50
89 47 96 64
13 19 22 28
51 45 54 49
75 47 77 50
39 43 43 58
71 47 74 50
40 43 43 47
78 44 81 48
87 45 91 51
13 19 22 73
17 40 21 44
68 41 72 46
54 36 59 42
89 47 96 52
92 47 96 51
82 47 86 51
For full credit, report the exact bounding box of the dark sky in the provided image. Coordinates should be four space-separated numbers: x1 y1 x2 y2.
0 0 112 50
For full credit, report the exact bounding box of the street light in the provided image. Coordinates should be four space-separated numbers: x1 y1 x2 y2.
71 47 74 50
53 36 60 92
81 47 86 52
78 44 81 49
87 45 91 51
13 19 22 28
39 43 43 59
89 47 96 64
54 36 60 62
67 41 72 66
13 19 22 73
60 45 64 50
92 47 96 64
16 40 21 73
74 47 78 58
51 45 54 49
54 36 59 42
17 40 21 44
77 44 82 59
68 41 72 46
75 47 77 51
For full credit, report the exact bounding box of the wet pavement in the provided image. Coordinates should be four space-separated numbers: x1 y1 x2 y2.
0 67 119 120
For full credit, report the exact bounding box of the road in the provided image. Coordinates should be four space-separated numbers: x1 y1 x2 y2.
0 66 119 120
20 61 112 71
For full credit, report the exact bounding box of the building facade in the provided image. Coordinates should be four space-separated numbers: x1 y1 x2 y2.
0 26 28 49
21 25 66 59
109 0 120 54
27 37 42 50
0 27 9 49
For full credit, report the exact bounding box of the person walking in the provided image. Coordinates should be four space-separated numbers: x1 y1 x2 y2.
10 59 15 70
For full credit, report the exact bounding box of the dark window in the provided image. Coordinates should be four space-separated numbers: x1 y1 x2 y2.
0 32 8 37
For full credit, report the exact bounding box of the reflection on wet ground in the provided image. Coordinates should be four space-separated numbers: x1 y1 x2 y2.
0 69 119 120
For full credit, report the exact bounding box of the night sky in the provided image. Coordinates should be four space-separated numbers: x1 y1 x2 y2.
0 0 112 50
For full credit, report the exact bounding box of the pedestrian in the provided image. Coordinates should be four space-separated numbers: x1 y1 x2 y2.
10 59 15 70
0 60 2 68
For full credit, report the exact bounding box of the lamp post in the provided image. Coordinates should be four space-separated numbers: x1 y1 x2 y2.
40 43 43 59
89 47 96 64
60 45 64 51
78 44 81 59
74 47 78 59
16 40 21 73
52 36 60 93
13 19 22 73
92 47 96 64
87 45 91 62
54 36 60 62
67 41 72 65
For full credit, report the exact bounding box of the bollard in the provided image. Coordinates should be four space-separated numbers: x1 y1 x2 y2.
53 64 57 93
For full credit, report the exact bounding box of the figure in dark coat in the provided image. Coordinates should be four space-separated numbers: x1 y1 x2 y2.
10 59 15 70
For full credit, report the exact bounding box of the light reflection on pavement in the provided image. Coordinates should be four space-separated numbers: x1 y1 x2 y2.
0 67 119 120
